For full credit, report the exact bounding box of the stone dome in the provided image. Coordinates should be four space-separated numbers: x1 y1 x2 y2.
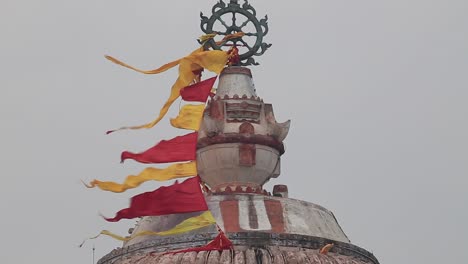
103 246 377 264
99 233 378 264
97 66 379 264
97 194 379 264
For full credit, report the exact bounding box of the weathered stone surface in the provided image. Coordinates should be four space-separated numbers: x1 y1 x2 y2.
126 194 349 247
219 250 232 263
99 233 378 264
271 247 285 264
197 67 290 192
196 251 209 264
208 251 221 264
181 252 198 263
99 246 375 264
233 250 245 264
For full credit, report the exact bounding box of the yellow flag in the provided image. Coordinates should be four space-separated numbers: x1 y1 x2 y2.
80 211 216 246
105 48 228 133
156 211 216 236
170 104 205 130
84 161 197 193
199 33 217 44
104 55 181 75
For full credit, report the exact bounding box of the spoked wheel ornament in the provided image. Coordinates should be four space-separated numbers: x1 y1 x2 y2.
200 0 271 66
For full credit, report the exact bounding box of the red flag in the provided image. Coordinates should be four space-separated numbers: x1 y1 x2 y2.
104 176 207 222
121 132 198 164
163 230 233 255
180 76 217 102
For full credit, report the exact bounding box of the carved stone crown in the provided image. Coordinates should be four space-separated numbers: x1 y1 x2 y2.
196 67 290 193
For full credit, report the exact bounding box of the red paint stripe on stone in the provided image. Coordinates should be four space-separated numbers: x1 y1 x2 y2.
265 200 285 233
220 200 241 232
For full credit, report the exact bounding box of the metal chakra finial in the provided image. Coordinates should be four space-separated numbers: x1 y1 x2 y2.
200 0 271 66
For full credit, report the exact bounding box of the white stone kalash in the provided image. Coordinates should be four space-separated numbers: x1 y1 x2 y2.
196 66 290 193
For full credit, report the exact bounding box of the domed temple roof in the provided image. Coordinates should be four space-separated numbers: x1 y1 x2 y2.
97 192 379 264
127 195 349 247
97 61 379 263
103 242 377 264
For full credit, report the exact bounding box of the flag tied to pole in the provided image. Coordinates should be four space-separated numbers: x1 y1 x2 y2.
104 176 207 222
121 132 198 164
105 49 227 134
170 104 205 131
180 76 217 102
80 211 216 247
84 161 197 193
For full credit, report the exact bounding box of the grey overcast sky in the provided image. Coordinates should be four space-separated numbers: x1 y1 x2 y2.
1 0 467 263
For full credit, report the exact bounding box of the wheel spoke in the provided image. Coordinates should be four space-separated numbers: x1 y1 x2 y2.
217 17 230 29
232 12 237 26
244 32 258 36
239 19 250 29
239 39 251 49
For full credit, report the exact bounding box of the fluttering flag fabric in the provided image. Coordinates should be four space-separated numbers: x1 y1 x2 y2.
79 230 128 247
104 56 181 75
84 161 197 193
170 104 205 131
142 210 215 236
104 176 207 222
198 33 218 44
163 230 233 255
121 132 198 164
105 48 228 134
180 76 217 102
79 211 216 246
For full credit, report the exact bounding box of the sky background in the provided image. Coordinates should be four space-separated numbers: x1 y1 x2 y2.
1 0 467 263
